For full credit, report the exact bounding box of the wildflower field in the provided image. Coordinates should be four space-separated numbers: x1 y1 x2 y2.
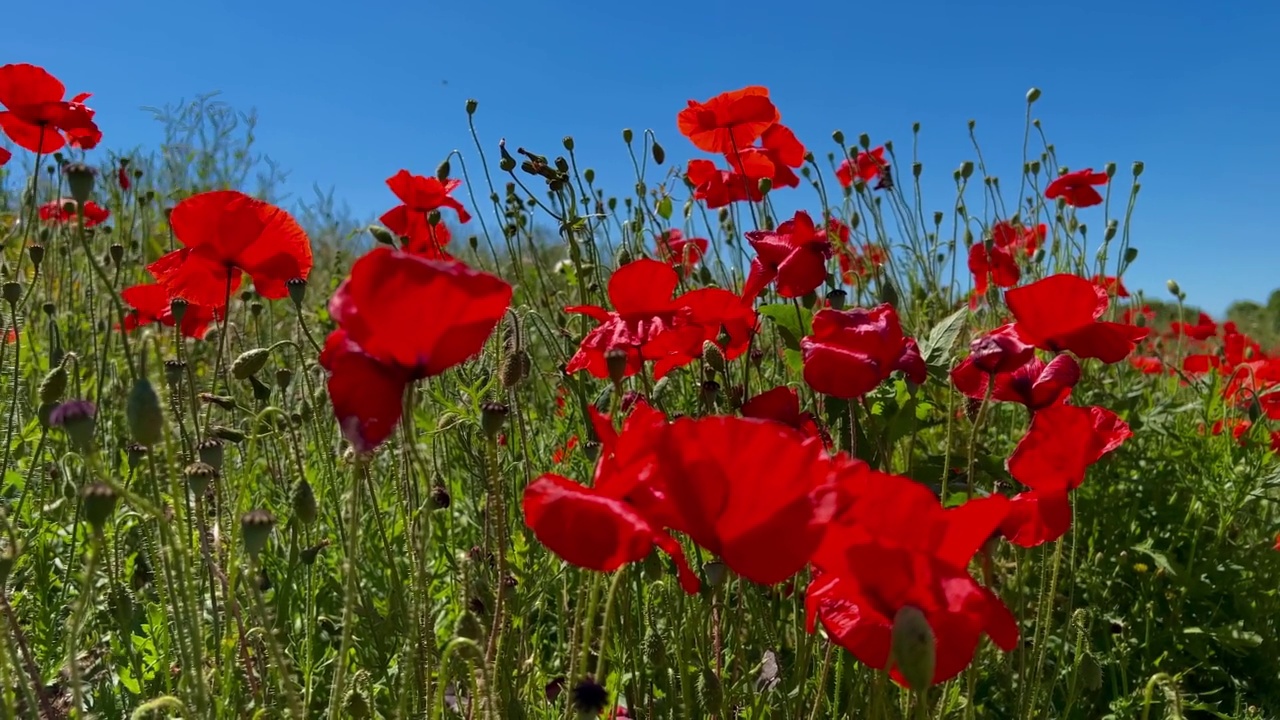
1 62 1279 719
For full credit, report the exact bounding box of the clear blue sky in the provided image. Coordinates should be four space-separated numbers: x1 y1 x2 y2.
6 0 1279 315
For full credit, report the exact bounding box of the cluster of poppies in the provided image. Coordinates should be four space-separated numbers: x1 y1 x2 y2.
524 87 1154 688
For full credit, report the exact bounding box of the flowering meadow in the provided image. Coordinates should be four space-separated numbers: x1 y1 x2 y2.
1 63 1280 719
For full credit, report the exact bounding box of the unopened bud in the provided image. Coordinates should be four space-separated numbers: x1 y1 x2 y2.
126 377 164 446
1124 247 1139 264
292 479 318 525
232 348 271 380
1166 279 1182 297
369 225 396 246
1104 162 1116 178
702 341 726 373
651 141 665 165
605 348 629 385
39 365 67 404
480 402 509 439
757 177 772 194
622 128 634 144
436 159 451 182
209 425 246 444
465 98 478 115
81 483 118 529
63 162 96 203
959 161 974 179
1026 87 1041 103
858 133 871 150
1132 161 1144 178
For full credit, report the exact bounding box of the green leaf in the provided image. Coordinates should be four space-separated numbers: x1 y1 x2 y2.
920 306 970 369
656 196 673 220
758 304 813 352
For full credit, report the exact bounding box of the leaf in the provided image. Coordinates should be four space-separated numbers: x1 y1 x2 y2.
656 196 673 221
920 306 969 368
758 303 812 352
1131 539 1181 578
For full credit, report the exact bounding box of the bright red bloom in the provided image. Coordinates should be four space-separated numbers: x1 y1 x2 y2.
991 220 1045 256
565 259 697 380
378 170 471 259
1129 355 1166 375
835 147 889 188
1045 168 1108 208
1170 312 1217 341
741 386 827 444
120 283 223 339
0 147 9 166
647 286 758 378
743 210 832 300
644 416 840 585
953 352 1080 411
967 243 1020 298
117 163 131 191
685 158 761 209
39 198 109 227
320 248 512 451
147 190 312 306
732 123 807 191
801 304 927 399
677 86 780 154
1001 403 1131 547
551 436 579 464
808 466 1017 688
1006 274 1148 363
0 64 101 153
655 229 708 270
1092 275 1129 298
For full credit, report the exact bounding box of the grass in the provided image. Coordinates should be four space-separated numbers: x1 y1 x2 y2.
1 77 1279 720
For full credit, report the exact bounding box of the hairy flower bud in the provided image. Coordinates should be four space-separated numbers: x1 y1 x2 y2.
232 348 271 380
39 364 68 404
127 378 164 447
1026 87 1042 103
292 479 318 525
891 605 936 690
81 483 118 530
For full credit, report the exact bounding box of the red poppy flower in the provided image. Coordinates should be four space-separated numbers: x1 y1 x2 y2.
1000 403 1131 546
1045 168 1108 208
0 64 102 153
644 416 840 585
953 352 1080 411
647 287 757 378
117 163 131 191
1092 275 1129 298
991 220 1045 256
1170 312 1217 341
39 198 110 227
801 304 927 399
967 243 1020 298
808 467 1017 688
741 386 827 444
147 190 313 306
1129 356 1166 375
677 86 780 154
742 210 832 301
835 147 888 188
837 244 888 283
732 123 807 191
378 170 471 259
120 283 224 339
551 436 579 464
320 248 512 451
0 147 9 166
565 259 702 380
1005 274 1148 363
685 158 761 209
655 229 708 270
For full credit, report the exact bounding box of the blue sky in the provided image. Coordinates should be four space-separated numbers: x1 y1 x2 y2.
6 0 1279 315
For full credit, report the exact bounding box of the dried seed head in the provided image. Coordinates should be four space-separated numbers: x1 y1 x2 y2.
1 281 20 307
240 509 276 558
163 359 186 387
196 438 224 471
27 244 44 269
126 443 149 470
81 483 118 529
480 402 509 440
184 462 218 496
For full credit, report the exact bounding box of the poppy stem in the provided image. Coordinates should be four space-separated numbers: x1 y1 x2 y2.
965 382 995 498
202 269 236 435
591 569 628 688
327 457 365 718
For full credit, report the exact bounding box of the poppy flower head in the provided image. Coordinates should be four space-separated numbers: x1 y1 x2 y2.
152 190 313 306
1045 168 1109 208
1005 274 1148 363
685 158 761 209
379 169 471 258
801 304 927 399
991 220 1045 256
835 147 889 188
564 259 686 380
121 283 224 339
0 64 102 153
1092 274 1129 298
742 210 832 301
1008 402 1131 494
1169 312 1217 341
655 229 708 270
967 242 1020 297
967 324 1034 374
740 386 827 444
677 86 780 154
731 123 807 191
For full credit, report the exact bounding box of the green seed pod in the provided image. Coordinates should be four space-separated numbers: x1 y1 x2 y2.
231 348 270 380
240 509 276 558
27 244 45 269
292 479 318 525
81 483 118 529
1 282 20 307
184 462 217 497
651 141 665 165
436 159 451 181
126 377 164 446
63 162 96 203
480 402 509 439
197 438 225 471
286 278 307 309
621 128 634 144
465 98 478 115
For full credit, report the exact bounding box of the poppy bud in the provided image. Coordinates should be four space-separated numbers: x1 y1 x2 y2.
499 142 516 172
561 135 575 152
570 677 609 718
126 443 149 470
651 141 665 165
605 348 629 386
827 288 847 310
1026 87 1041 103
1124 247 1139 264
700 380 720 408
292 479 318 525
63 162 96 204
232 348 271 380
50 400 96 452
832 130 845 145
368 225 396 246
702 340 726 373
703 560 728 587
1032 247 1046 264
1 281 19 307
184 461 218 496
501 349 531 389
240 509 276 558
757 177 773 194
959 160 974 180
858 133 871 150
622 128 633 145
480 401 509 440
584 168 596 184
890 605 936 690
1166 279 1181 297
466 98 478 115
430 484 451 510
554 156 569 173
1132 161 1144 178
81 483 118 530
39 364 68 405
127 377 164 447
286 278 307 309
